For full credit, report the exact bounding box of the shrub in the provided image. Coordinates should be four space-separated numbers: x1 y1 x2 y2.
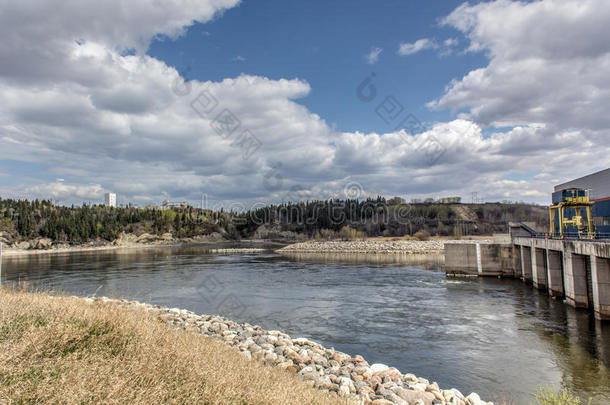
533 386 589 405
414 229 431 241
339 226 365 240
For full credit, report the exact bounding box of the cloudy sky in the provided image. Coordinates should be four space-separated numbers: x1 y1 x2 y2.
0 0 609 208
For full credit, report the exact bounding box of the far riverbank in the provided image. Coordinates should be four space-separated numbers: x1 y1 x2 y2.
1 242 183 258
0 235 277 258
276 239 492 255
1 236 495 258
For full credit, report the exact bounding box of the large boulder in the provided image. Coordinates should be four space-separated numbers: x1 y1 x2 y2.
391 387 435 405
136 233 157 243
16 241 30 250
33 238 52 249
160 232 174 241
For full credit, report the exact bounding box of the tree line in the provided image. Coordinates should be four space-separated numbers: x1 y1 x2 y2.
233 197 549 238
0 197 549 244
0 199 232 244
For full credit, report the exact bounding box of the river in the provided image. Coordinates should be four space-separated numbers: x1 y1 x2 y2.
2 244 609 404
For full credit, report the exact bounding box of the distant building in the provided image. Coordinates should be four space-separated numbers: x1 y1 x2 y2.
438 196 462 204
162 200 188 209
554 168 610 235
104 192 116 208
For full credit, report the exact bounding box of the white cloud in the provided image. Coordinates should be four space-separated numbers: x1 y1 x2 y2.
432 0 610 131
24 181 106 202
0 0 608 207
397 37 460 57
232 55 246 62
443 38 459 48
365 47 383 64
397 38 437 56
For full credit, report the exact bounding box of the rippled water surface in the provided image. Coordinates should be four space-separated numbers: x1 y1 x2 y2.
3 245 610 404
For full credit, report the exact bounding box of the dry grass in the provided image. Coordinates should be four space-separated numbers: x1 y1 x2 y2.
0 287 354 405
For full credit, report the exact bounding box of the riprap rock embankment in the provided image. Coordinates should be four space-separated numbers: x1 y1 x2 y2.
85 296 493 405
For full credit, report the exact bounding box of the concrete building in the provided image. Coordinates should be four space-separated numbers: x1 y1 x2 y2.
554 168 610 235
161 200 187 209
555 168 610 200
104 192 116 208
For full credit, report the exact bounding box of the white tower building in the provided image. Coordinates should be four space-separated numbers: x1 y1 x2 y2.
104 192 117 207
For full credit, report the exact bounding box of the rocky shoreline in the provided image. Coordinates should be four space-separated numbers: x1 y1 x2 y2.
277 241 448 254
83 296 492 405
0 232 228 257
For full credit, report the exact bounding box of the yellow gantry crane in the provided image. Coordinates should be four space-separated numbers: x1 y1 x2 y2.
549 188 596 239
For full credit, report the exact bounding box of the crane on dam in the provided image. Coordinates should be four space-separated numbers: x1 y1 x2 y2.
549 188 596 239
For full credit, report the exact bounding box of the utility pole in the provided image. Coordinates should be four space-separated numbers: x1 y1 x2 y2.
0 242 3 286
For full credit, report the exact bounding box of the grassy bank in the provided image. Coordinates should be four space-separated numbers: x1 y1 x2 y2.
0 288 353 404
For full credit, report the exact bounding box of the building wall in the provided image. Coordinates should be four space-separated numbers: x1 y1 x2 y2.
594 199 610 235
104 193 116 208
554 168 610 200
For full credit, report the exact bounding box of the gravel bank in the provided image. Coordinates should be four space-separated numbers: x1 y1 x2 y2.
86 296 492 405
277 241 448 254
278 240 495 255
209 248 267 253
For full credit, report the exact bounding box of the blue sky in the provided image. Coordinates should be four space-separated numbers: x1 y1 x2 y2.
149 0 488 134
1 0 609 206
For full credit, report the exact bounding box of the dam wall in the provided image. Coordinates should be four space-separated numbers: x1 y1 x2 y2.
445 238 610 321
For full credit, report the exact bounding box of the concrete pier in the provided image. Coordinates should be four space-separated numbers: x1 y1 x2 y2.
521 245 532 282
592 256 610 319
445 238 610 321
532 248 547 289
546 250 564 297
563 253 589 308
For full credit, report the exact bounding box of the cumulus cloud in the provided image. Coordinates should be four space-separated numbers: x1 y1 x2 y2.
0 0 338 206
365 47 383 64
431 0 610 132
0 0 608 207
24 181 106 202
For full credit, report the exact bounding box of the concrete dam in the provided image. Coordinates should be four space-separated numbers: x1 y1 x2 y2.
445 235 610 321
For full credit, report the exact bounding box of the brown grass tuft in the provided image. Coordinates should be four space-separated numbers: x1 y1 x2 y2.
0 287 354 404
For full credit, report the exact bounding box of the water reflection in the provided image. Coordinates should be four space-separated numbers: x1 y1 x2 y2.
1 246 609 404
279 251 444 267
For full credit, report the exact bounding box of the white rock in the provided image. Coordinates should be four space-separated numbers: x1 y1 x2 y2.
370 363 389 373
298 366 315 375
412 382 427 392
450 389 465 399
338 384 350 397
466 392 482 405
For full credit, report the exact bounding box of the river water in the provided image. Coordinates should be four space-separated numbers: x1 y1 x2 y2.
2 244 609 404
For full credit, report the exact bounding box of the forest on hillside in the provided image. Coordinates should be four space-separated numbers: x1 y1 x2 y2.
0 197 549 247
0 199 231 246
233 197 549 239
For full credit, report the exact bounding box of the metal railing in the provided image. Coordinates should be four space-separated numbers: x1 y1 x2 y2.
526 232 610 241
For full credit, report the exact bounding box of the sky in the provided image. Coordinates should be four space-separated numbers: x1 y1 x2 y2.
0 0 609 208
